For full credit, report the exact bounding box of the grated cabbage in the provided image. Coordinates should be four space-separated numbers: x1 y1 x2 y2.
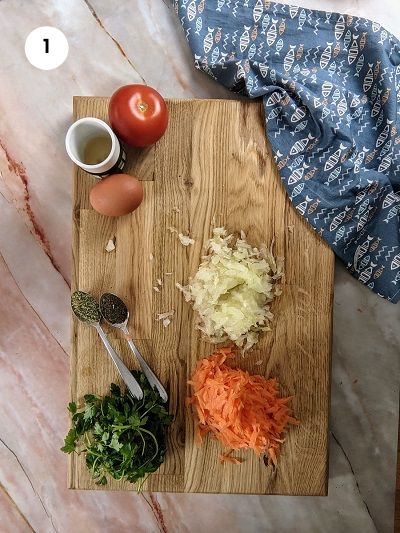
177 227 283 351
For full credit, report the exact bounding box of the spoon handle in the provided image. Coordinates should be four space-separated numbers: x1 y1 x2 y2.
122 327 168 403
94 324 143 400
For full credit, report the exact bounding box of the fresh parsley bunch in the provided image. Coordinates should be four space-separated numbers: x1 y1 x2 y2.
61 372 173 486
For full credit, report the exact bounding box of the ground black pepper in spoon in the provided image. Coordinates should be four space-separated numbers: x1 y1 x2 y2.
100 293 128 325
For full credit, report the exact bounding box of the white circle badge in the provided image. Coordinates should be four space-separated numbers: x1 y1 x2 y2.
25 26 69 70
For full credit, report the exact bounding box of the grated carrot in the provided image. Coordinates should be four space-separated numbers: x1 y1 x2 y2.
220 449 244 465
187 346 299 466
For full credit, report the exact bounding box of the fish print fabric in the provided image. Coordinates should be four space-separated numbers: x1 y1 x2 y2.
175 0 400 302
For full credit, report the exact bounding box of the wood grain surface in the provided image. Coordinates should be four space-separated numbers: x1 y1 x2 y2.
70 97 334 495
395 418 400 532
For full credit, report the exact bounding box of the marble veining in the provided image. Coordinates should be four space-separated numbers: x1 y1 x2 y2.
0 1 399 532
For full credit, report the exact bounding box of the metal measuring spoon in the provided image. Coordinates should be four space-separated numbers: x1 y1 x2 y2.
100 293 168 403
71 291 143 400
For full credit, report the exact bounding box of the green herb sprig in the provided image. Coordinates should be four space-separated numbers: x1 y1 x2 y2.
62 372 173 487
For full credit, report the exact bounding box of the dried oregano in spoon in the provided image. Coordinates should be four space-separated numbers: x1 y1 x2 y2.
61 372 173 486
71 290 101 323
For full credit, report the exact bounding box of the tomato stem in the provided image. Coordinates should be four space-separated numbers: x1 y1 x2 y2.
137 101 148 113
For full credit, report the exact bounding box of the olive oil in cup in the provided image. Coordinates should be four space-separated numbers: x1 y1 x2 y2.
83 134 112 165
65 117 126 177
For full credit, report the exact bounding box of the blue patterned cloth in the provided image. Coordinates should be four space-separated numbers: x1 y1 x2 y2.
175 0 400 302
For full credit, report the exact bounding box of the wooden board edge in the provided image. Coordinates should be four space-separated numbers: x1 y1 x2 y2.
68 98 79 489
325 251 335 496
65 485 328 495
395 395 400 532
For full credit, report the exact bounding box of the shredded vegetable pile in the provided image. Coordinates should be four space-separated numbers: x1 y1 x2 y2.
177 228 283 351
187 347 298 466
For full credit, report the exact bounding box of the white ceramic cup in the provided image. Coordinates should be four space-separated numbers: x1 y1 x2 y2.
65 117 126 177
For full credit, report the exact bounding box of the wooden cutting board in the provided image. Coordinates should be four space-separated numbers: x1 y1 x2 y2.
70 97 334 495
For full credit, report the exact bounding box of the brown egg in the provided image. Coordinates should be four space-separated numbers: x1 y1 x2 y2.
89 173 143 217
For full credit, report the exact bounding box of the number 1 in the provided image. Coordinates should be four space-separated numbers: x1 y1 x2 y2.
43 38 49 53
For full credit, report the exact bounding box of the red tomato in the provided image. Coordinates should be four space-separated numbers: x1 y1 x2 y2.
109 85 168 147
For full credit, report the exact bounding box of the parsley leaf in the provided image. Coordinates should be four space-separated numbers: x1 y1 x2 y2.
68 402 77 414
61 428 77 453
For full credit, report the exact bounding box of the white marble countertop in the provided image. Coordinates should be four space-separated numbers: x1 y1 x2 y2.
0 1 399 532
